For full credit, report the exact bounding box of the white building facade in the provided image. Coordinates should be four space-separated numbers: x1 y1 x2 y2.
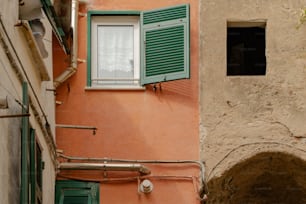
0 0 64 203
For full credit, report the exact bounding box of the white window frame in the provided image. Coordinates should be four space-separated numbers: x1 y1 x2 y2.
91 16 140 89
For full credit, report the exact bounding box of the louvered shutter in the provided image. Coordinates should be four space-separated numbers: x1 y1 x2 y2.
56 181 99 204
140 4 190 85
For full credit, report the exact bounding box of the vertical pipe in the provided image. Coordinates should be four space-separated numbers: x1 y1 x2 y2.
53 0 79 87
71 0 79 69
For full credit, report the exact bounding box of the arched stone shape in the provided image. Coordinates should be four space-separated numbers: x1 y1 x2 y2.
207 151 306 204
206 142 306 179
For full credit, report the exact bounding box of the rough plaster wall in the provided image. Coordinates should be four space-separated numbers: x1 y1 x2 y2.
0 2 22 203
0 47 22 204
0 107 22 204
200 0 306 178
0 0 56 203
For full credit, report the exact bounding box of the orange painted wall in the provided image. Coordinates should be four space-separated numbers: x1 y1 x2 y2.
54 0 200 203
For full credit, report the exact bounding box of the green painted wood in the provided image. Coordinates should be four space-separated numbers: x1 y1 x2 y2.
87 13 92 87
143 5 187 25
141 4 190 85
63 196 90 204
37 144 43 189
55 181 99 204
30 129 36 204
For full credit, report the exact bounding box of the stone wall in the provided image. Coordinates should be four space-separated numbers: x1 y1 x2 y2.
199 0 306 189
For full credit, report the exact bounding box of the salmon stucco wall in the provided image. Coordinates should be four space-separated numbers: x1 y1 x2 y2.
54 0 201 203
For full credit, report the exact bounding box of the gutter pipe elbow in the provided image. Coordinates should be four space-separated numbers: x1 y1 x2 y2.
53 0 79 88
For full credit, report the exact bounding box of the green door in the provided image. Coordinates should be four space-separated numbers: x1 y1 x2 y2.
55 181 99 204
62 196 91 204
60 190 92 204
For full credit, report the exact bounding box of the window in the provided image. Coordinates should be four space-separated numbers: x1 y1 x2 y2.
20 82 43 204
30 129 43 204
227 22 266 76
91 16 140 87
87 4 190 88
55 181 99 204
21 128 44 204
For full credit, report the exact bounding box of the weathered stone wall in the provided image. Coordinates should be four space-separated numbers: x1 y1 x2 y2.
200 0 306 179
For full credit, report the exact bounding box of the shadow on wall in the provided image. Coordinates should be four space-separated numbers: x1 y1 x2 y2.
207 152 306 204
55 80 197 159
153 79 195 99
7 105 22 204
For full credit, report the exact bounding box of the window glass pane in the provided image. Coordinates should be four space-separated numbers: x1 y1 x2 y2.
97 25 134 83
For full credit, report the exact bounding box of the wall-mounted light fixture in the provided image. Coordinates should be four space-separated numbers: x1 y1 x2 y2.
139 179 153 194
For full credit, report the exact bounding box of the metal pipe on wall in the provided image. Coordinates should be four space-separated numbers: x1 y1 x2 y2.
56 124 97 135
56 124 97 130
58 154 207 200
53 0 79 88
59 162 151 175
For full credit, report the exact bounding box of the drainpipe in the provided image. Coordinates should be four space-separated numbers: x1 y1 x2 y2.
59 162 151 175
53 0 79 88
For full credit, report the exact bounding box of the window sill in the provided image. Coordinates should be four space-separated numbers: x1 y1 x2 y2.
85 86 146 91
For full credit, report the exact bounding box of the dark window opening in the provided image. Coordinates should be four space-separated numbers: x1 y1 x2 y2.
36 143 42 189
227 26 266 75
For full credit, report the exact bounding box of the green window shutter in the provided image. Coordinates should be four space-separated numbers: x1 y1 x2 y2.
55 181 99 204
30 129 36 204
140 4 190 85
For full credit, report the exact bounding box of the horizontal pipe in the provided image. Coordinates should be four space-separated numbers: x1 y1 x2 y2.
59 162 151 175
57 154 207 199
78 0 89 4
0 113 30 118
56 124 97 130
59 154 205 181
